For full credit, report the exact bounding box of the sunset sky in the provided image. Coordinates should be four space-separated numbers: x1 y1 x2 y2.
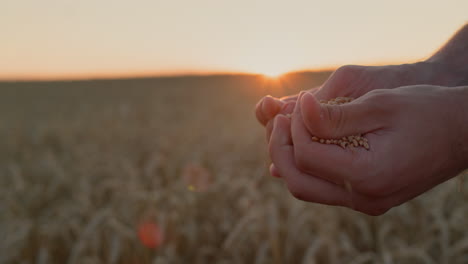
1 0 467 80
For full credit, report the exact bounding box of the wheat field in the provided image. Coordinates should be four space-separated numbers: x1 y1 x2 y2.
1 72 467 264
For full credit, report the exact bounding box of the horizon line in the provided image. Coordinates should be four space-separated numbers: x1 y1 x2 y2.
0 58 414 82
0 68 338 83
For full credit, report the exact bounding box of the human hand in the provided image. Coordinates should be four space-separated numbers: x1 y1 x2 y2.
268 85 468 215
255 62 452 139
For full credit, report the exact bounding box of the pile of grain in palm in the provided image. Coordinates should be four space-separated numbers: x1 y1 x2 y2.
290 96 370 150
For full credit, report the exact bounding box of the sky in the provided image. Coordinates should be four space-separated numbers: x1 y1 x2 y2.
1 0 467 80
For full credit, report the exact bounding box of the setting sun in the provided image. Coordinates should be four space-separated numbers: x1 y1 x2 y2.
260 69 286 78
241 56 299 79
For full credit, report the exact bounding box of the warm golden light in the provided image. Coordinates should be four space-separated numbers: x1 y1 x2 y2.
245 59 295 79
261 69 285 78
0 1 466 80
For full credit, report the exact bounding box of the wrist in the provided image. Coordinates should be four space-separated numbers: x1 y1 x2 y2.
452 86 468 169
408 61 465 87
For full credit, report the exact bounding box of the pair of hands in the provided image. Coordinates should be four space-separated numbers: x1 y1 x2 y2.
255 63 467 215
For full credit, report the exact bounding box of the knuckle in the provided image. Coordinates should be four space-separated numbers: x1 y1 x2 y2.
335 65 361 78
321 105 344 138
367 89 402 106
336 65 353 74
362 90 396 117
364 89 389 104
366 88 386 97
332 107 346 138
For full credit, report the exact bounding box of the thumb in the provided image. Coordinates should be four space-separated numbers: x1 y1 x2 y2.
300 92 385 139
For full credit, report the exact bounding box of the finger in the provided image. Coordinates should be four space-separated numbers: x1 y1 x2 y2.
269 114 352 206
291 92 359 184
255 96 283 126
269 163 281 178
262 96 284 121
313 88 335 101
309 86 321 95
278 101 295 115
266 120 274 142
313 66 357 100
269 115 293 149
255 98 268 126
279 86 322 103
300 92 385 139
267 103 297 142
312 85 338 101
270 113 424 214
280 94 297 103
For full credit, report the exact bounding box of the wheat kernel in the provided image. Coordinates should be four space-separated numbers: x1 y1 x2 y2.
351 139 358 147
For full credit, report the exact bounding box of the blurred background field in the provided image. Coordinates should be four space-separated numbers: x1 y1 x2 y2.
1 72 468 264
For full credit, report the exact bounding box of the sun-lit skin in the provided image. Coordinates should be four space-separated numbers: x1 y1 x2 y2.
258 24 468 215
268 86 468 216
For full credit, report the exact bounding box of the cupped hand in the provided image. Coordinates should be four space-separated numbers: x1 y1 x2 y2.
256 62 443 140
268 85 467 215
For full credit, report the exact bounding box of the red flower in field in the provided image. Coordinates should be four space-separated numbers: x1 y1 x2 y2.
182 162 212 192
137 221 163 249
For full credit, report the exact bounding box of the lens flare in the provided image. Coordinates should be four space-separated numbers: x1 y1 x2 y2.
137 221 163 249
